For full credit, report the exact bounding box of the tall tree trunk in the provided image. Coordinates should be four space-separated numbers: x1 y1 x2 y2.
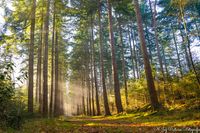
28 0 36 113
90 15 97 116
91 65 95 116
171 24 183 77
128 26 136 79
50 1 56 116
88 71 92 115
107 0 123 113
131 27 140 79
161 44 169 77
118 19 128 106
179 5 200 86
149 0 165 81
37 12 43 113
98 0 111 116
82 74 86 115
38 0 44 113
179 22 191 71
54 30 59 117
42 0 50 117
144 24 153 64
133 0 160 110
59 70 64 115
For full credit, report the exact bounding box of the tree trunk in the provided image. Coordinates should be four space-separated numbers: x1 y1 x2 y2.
81 74 86 115
28 0 36 113
107 0 123 113
133 0 160 110
90 15 98 116
179 22 191 71
50 1 56 116
131 27 140 79
149 0 165 81
118 19 128 106
37 18 43 114
91 65 95 116
179 5 200 86
98 0 111 116
54 30 59 117
128 26 136 79
144 23 153 64
171 24 183 77
42 0 50 117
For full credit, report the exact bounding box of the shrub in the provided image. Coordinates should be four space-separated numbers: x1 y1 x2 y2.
0 62 26 129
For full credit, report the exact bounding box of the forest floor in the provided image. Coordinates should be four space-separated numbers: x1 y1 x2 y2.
4 108 200 133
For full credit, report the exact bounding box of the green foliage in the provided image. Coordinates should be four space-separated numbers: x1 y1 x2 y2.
0 62 26 129
172 73 200 99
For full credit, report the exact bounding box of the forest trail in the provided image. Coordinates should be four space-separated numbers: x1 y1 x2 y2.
64 116 160 133
17 110 199 133
64 115 200 133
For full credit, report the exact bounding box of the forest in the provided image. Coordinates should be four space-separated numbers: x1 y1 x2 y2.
0 0 200 132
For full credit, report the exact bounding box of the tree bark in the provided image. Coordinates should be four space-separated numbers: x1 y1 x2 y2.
54 30 59 117
179 5 200 86
171 24 183 77
50 0 56 116
107 0 123 113
131 27 140 79
98 0 111 116
128 26 136 79
90 15 99 116
118 19 128 106
37 14 43 113
82 73 86 115
28 0 36 113
133 0 160 110
42 0 50 117
149 0 165 80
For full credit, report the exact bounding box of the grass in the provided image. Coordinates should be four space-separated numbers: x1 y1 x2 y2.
1 107 199 133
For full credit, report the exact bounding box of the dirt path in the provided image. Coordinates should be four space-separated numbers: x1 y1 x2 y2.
64 117 177 133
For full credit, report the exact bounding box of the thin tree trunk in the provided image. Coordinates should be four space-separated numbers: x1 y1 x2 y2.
149 0 165 81
59 71 64 115
128 26 136 79
131 27 140 79
179 5 200 86
90 15 98 116
91 66 95 116
38 0 44 114
98 0 111 116
82 74 86 115
179 22 191 71
118 19 128 106
133 0 160 110
107 0 123 113
37 20 43 113
50 1 56 116
171 24 183 77
144 23 153 64
54 30 59 117
42 0 50 117
28 0 36 113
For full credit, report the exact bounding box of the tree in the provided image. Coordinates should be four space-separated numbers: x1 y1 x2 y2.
50 0 56 116
98 0 111 116
36 3 44 113
42 0 50 117
118 17 128 106
107 0 123 113
54 29 59 117
28 0 36 113
133 0 160 110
